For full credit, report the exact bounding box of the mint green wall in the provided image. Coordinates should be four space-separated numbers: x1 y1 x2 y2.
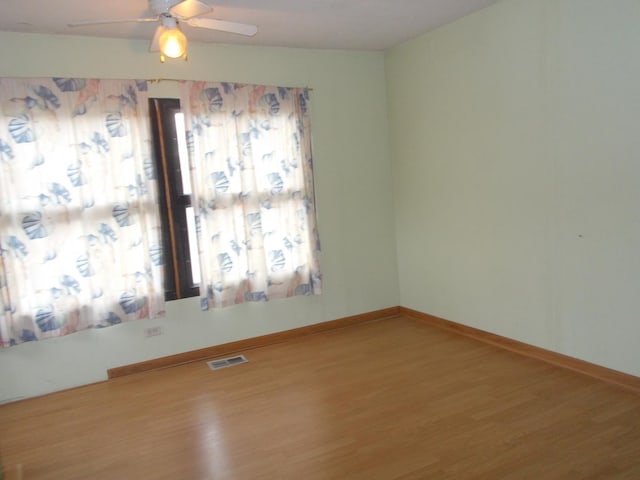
0 32 399 401
386 0 640 376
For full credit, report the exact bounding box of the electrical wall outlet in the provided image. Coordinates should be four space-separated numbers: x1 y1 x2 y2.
144 326 163 337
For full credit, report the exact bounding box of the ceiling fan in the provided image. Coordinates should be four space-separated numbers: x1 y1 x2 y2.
69 0 258 61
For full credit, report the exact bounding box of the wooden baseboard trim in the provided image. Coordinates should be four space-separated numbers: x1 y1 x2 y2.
109 304 640 394
400 306 640 395
108 306 401 379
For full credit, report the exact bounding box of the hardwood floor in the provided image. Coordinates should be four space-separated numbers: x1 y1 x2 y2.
1 316 639 479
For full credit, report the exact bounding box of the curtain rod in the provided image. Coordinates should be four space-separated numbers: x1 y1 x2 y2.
146 77 313 90
147 78 182 83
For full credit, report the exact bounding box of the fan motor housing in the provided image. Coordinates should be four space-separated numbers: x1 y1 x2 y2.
149 0 183 16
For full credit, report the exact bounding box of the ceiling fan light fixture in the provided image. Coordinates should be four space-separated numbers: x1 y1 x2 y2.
68 0 258 62
159 25 188 59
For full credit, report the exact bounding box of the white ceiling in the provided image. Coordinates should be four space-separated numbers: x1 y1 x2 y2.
0 0 501 51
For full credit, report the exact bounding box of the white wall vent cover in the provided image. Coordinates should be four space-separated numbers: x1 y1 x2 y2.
207 354 248 371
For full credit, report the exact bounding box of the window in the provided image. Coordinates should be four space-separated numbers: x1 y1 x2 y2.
149 98 200 300
148 83 322 309
0 78 321 347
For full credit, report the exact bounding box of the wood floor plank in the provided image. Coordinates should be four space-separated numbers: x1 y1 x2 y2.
1 316 639 479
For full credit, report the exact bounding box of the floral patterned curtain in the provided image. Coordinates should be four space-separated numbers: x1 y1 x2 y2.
0 77 165 347
179 82 322 309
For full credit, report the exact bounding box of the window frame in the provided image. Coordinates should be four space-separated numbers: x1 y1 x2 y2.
149 98 199 300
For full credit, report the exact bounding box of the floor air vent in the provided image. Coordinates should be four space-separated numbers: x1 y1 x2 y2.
207 354 248 371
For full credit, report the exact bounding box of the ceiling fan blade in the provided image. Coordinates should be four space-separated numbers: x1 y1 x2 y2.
186 18 257 36
170 0 212 20
68 17 158 27
149 25 165 52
